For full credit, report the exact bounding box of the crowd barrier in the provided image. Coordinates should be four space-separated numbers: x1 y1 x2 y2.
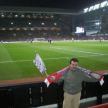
88 103 108 108
0 75 108 108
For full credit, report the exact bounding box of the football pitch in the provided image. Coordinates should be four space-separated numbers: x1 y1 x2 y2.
0 40 108 80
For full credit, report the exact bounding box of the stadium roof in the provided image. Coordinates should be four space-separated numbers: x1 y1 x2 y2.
0 0 104 12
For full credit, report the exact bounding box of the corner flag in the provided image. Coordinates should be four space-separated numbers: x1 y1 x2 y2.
33 54 47 75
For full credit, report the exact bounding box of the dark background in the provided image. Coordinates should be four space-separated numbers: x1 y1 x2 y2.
0 0 104 12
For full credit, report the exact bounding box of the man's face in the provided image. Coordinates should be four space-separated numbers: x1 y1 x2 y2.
69 61 78 70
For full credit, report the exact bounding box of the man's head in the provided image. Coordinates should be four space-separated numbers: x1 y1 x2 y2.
69 58 79 70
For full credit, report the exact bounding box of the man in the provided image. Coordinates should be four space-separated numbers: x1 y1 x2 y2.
48 39 52 44
58 58 100 108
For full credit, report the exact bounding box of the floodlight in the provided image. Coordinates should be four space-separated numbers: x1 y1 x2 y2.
41 22 45 25
2 28 6 30
100 1 108 8
9 28 13 31
94 4 100 10
23 27 27 30
50 15 54 18
31 28 35 31
54 23 57 26
1 14 5 18
88 6 94 12
28 22 31 25
11 22 14 25
21 14 25 18
95 22 101 25
16 28 20 31
84 8 88 13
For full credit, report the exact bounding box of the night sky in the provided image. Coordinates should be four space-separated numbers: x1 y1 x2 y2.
0 0 104 11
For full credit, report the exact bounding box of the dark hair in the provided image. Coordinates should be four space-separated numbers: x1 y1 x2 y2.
70 58 79 64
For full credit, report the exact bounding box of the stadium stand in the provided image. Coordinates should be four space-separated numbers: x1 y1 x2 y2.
1 6 108 42
0 4 108 108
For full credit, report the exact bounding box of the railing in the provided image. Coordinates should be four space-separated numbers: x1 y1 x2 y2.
0 74 108 108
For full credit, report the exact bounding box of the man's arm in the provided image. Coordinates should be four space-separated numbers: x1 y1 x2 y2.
78 66 104 84
44 66 69 87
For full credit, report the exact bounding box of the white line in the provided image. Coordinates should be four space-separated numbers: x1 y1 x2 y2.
78 54 108 58
0 60 31 64
44 57 68 60
0 53 107 64
51 47 106 55
0 57 68 64
74 50 105 55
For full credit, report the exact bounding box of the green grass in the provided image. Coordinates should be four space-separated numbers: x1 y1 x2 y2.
0 41 108 80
